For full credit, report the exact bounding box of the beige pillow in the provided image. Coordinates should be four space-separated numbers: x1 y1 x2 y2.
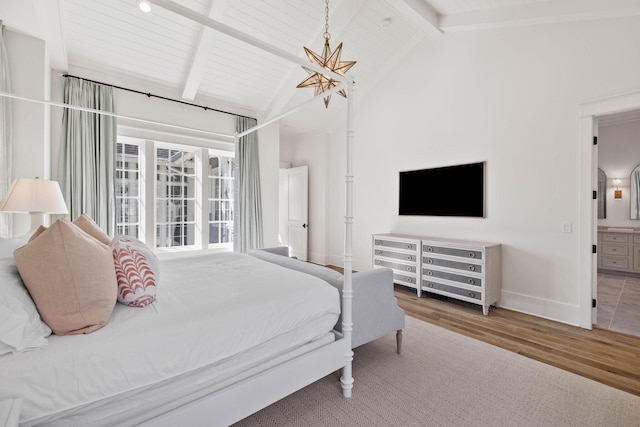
14 219 117 336
73 213 111 245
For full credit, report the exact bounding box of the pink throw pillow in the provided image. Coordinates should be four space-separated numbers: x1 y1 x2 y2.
111 236 158 307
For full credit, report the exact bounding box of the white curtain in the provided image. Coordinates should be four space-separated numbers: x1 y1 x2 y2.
235 117 263 252
631 170 640 220
0 21 12 238
59 77 116 235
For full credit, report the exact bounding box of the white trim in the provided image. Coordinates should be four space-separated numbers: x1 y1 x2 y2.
499 290 582 327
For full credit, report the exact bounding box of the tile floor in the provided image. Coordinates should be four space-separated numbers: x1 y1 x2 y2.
596 272 640 337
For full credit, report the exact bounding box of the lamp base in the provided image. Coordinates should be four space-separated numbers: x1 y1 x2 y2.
27 212 46 236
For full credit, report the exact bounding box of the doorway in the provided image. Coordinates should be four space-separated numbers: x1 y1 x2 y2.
595 109 640 337
278 165 309 261
579 89 640 333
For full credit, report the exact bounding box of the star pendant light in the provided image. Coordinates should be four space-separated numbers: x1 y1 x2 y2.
296 0 356 108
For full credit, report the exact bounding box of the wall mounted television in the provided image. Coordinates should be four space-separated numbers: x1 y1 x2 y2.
399 162 485 217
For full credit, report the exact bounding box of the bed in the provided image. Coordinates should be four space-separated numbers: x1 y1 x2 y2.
0 241 345 426
0 1 358 425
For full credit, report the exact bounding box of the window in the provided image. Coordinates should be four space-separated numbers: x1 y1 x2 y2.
115 142 141 238
114 137 234 251
208 154 234 244
155 146 197 248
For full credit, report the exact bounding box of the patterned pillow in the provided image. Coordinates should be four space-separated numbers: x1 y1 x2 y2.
111 236 159 307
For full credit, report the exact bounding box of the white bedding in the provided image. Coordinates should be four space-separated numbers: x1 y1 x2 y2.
0 252 340 426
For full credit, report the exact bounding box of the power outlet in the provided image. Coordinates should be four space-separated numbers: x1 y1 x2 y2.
561 222 572 233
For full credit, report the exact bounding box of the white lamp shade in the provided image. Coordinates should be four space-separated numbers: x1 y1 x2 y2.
0 178 68 214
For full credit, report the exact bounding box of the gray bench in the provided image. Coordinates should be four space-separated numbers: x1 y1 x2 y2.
248 247 405 353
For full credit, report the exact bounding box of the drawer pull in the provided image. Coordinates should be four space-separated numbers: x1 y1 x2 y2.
468 292 476 298
468 252 476 258
375 240 381 245
468 279 475 285
406 266 411 271
468 265 476 272
407 278 413 284
427 259 433 264
375 260 381 265
407 255 413 260
407 244 414 249
375 250 381 255
427 271 433 276
426 247 433 252
426 282 433 288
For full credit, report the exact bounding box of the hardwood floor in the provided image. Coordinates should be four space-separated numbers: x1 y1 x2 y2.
393 285 640 397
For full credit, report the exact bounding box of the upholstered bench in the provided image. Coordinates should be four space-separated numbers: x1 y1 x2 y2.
248 247 405 353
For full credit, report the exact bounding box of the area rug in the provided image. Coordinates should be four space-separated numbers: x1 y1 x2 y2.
234 316 640 426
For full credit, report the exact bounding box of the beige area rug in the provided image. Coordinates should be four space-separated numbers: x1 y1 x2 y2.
234 316 640 427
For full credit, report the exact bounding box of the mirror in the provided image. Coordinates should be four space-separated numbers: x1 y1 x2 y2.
631 164 640 219
598 168 606 219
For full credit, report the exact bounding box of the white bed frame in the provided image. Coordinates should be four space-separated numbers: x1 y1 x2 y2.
0 1 357 424
143 1 357 425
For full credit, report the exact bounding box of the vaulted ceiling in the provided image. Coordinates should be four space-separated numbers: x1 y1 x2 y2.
2 0 640 136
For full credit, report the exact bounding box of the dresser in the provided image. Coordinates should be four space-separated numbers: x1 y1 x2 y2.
373 234 502 315
597 228 640 275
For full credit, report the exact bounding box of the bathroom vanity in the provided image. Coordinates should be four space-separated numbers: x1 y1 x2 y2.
597 227 640 275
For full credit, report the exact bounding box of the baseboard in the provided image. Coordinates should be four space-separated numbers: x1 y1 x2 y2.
499 290 583 328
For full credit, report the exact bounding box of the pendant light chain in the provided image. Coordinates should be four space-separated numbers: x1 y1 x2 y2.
324 0 331 41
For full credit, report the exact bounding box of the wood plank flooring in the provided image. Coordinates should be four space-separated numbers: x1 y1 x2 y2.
393 286 640 397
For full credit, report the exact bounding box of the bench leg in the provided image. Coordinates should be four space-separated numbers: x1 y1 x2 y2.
396 330 403 354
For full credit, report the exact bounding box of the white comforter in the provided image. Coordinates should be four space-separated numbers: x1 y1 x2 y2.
0 252 340 426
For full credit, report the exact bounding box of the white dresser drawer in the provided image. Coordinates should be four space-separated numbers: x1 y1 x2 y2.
373 234 501 314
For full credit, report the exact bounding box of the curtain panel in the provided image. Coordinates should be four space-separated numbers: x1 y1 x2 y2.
59 77 116 235
235 117 263 253
0 22 12 238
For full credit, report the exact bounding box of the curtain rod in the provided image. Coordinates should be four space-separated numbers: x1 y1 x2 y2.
62 74 256 121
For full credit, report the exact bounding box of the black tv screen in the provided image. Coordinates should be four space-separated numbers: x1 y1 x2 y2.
399 162 485 217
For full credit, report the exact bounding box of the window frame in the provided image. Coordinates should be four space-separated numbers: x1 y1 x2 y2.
114 135 235 255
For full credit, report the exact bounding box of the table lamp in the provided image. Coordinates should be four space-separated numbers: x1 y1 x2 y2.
0 177 69 235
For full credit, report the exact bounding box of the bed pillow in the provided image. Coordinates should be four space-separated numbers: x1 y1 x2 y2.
111 235 159 307
73 213 111 245
14 219 117 336
0 237 51 355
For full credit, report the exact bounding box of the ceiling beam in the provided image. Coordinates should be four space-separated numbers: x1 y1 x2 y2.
440 0 640 32
264 0 366 121
148 0 351 84
181 0 229 101
384 0 443 39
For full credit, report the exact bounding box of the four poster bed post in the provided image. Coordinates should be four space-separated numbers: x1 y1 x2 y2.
232 77 356 398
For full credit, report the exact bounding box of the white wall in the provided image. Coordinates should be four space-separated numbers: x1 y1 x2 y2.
5 29 51 236
280 132 331 264
597 119 640 228
320 15 640 326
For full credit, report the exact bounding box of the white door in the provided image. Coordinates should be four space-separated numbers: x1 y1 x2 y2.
279 166 309 261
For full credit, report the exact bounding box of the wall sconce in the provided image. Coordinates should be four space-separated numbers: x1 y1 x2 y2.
612 178 623 199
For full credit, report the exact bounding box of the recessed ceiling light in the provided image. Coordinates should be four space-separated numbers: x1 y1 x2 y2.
138 0 152 13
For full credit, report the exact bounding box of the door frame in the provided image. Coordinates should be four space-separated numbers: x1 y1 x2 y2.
578 89 640 329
